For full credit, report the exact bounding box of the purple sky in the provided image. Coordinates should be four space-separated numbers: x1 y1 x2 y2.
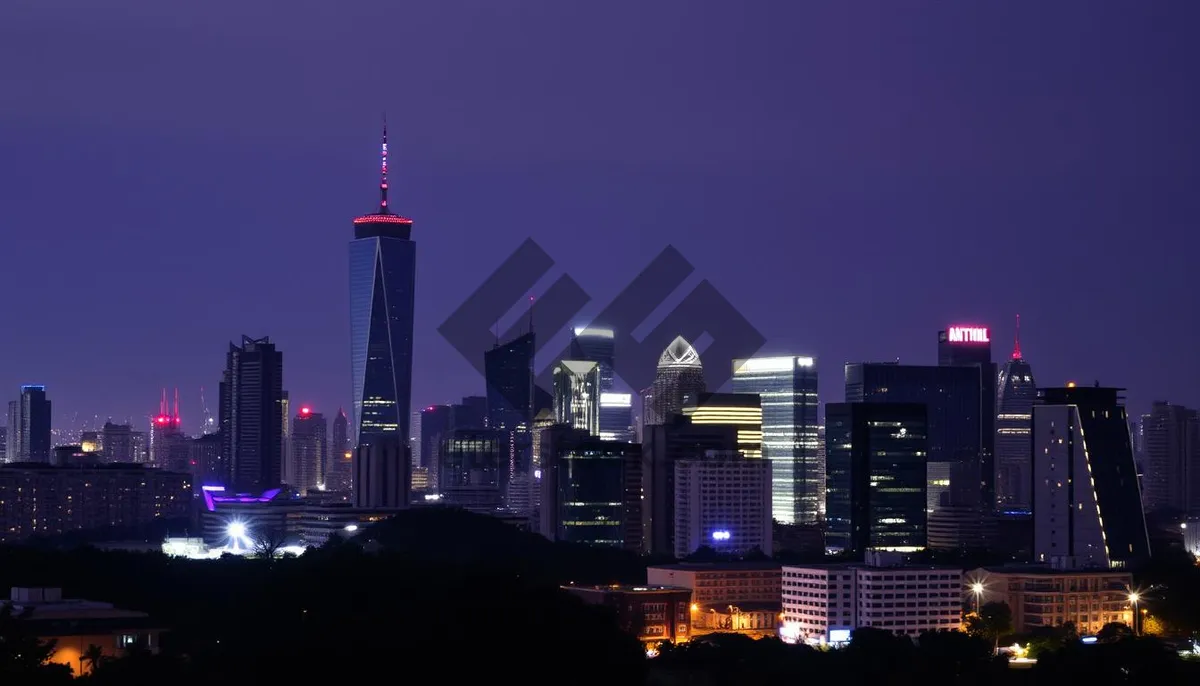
1 1 1197 435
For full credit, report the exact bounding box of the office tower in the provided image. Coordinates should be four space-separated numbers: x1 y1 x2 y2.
354 434 410 509
327 408 352 492
130 431 148 463
6 385 52 463
280 391 292 484
292 407 328 493
995 318 1037 509
674 450 772 558
219 336 285 492
409 409 421 469
0 427 6 463
599 393 635 442
824 403 928 555
1142 402 1200 515
453 396 489 430
438 429 504 509
937 324 997 508
846 362 983 513
552 361 601 435
189 432 224 486
486 332 536 431
816 424 826 518
530 408 555 471
539 425 641 550
349 122 416 449
681 392 763 457
642 417 739 555
150 389 182 466
420 404 454 488
570 326 616 391
644 336 706 426
732 356 820 524
1032 384 1150 568
100 422 134 463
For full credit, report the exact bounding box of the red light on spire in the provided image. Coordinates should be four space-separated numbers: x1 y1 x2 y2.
300 406 312 416
1012 314 1022 360
155 415 169 425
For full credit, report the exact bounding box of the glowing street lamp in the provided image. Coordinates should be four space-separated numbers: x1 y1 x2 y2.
970 581 985 614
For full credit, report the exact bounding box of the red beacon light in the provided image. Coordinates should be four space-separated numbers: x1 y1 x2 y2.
300 406 312 416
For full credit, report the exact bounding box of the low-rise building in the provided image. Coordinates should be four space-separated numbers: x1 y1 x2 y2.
562 585 692 645
968 566 1133 635
647 562 782 636
2 587 163 676
782 554 963 645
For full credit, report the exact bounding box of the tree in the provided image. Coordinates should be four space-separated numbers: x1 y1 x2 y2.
965 601 1013 651
252 523 289 559
0 604 73 683
1097 621 1134 642
81 644 105 675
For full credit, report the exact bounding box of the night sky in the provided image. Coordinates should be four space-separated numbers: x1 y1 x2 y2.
2 1 1197 435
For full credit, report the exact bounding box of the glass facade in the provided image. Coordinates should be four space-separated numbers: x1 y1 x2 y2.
438 429 504 508
349 227 416 445
552 361 600 435
731 356 820 524
556 441 639 547
570 327 616 391
599 392 635 442
995 357 1037 509
825 402 928 554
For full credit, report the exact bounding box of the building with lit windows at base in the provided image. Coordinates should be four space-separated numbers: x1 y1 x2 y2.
731 356 819 524
562 585 692 645
647 562 782 637
781 554 963 645
967 566 1133 635
673 451 772 558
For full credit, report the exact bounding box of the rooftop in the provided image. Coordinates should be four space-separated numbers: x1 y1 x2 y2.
649 561 782 572
974 565 1133 577
562 584 692 594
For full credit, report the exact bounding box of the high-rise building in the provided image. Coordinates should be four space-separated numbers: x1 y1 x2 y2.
539 426 641 550
353 434 409 510
937 325 997 509
486 332 537 431
644 337 706 426
219 336 285 492
6 385 52 463
280 391 292 485
291 407 328 493
149 389 182 466
552 360 601 435
674 450 772 558
327 409 352 492
1141 402 1200 516
682 392 763 458
846 362 984 513
349 122 416 448
0 427 7 463
599 393 635 442
569 326 616 391
101 422 135 463
995 318 1037 510
1032 384 1150 569
642 416 739 556
824 403 928 555
731 356 819 524
189 432 224 487
419 404 454 488
438 429 504 509
453 396 489 430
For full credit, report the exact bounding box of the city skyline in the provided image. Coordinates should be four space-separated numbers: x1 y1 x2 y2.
2 2 1198 432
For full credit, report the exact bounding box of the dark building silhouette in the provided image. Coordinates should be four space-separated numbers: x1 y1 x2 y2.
453 396 488 430
6 385 51 463
1141 401 1200 516
326 409 352 492
438 429 505 509
486 332 537 431
291 407 327 493
824 402 928 556
1032 384 1150 568
101 422 135 463
189 432 224 487
996 319 1038 510
641 416 739 555
937 325 997 509
354 434 409 510
0 463 191 542
219 336 284 492
540 425 641 550
570 326 616 391
348 123 416 449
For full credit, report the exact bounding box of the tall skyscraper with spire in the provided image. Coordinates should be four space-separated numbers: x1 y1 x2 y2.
996 315 1037 510
349 119 415 509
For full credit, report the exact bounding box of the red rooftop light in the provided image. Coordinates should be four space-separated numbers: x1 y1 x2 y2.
300 406 312 416
354 214 412 225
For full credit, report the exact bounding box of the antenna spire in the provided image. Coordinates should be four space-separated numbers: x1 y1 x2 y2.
379 113 389 214
1012 314 1022 360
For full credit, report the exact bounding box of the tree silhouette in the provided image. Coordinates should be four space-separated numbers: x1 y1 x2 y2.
964 601 1012 652
81 644 105 674
0 604 73 683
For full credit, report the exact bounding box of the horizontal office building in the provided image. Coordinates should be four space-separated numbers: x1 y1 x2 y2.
968 566 1133 636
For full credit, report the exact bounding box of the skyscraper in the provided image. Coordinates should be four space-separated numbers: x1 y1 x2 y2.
731 356 820 524
219 336 284 492
552 361 601 435
1141 401 1200 516
349 121 416 447
937 324 997 509
292 406 328 493
6 385 51 463
824 402 929 555
486 332 536 431
149 389 181 466
327 408 352 492
598 393 635 442
569 326 616 391
1032 384 1150 568
644 336 706 426
995 317 1037 510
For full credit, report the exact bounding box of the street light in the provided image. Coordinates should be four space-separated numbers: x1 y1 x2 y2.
970 581 985 614
1128 591 1141 635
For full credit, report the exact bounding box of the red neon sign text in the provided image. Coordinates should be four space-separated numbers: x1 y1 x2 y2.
948 326 989 344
